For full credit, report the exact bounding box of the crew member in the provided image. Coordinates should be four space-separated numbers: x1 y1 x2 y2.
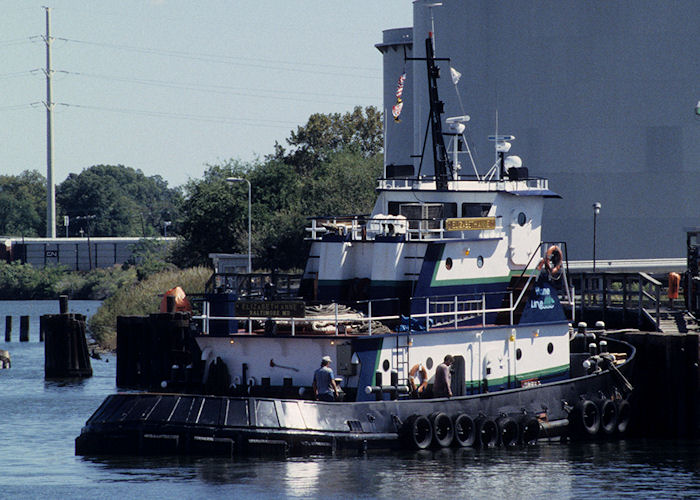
433 354 454 398
312 355 339 402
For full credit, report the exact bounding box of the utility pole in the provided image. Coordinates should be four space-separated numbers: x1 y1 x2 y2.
44 7 56 238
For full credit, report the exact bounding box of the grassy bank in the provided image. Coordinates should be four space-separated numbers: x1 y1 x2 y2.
88 266 211 350
0 261 138 300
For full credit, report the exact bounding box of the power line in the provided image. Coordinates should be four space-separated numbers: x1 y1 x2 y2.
57 102 298 129
58 37 380 79
0 37 34 47
58 70 379 105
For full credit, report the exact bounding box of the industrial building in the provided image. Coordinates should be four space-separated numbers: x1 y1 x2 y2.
0 237 174 271
378 0 700 260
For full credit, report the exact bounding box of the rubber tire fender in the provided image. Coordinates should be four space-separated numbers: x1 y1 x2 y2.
616 399 632 435
452 413 476 447
429 412 454 448
573 399 600 436
476 417 499 447
402 414 433 450
519 416 540 445
497 416 520 447
598 399 618 435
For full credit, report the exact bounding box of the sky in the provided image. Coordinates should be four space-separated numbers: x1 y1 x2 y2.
1 1 413 188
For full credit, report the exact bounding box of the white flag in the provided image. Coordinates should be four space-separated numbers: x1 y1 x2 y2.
450 66 461 85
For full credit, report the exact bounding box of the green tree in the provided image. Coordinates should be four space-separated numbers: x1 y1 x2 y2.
171 161 252 267
174 108 384 270
270 105 383 173
56 165 181 237
0 170 46 236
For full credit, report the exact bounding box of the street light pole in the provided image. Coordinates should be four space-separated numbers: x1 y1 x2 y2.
226 177 252 273
593 202 601 272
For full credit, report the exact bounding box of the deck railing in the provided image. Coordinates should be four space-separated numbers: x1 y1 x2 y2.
305 215 504 242
194 283 547 336
569 272 662 331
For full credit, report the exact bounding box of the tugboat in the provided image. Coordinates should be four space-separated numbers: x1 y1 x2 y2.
76 32 635 457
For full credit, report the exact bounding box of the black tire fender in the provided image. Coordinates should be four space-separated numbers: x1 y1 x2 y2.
453 413 476 447
598 399 618 435
402 414 433 450
497 416 520 447
429 412 454 448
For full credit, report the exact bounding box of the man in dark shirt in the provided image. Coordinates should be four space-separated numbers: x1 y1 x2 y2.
433 354 454 398
312 355 339 402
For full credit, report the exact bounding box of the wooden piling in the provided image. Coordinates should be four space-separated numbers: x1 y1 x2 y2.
19 315 29 342
44 313 92 378
5 316 11 342
59 294 69 314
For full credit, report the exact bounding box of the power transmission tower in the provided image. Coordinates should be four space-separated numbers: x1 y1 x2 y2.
44 7 56 238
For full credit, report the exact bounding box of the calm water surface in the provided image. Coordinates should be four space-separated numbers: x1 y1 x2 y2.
0 300 698 499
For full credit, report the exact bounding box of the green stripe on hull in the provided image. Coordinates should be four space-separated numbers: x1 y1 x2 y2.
464 363 569 389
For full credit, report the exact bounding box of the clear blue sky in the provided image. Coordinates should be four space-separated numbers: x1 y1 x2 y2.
1 1 413 188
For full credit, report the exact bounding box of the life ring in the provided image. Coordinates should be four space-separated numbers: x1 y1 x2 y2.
408 364 428 395
545 245 563 276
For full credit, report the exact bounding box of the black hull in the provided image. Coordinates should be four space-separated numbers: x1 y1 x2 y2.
76 339 635 456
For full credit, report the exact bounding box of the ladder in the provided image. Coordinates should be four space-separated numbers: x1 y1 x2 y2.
391 334 411 386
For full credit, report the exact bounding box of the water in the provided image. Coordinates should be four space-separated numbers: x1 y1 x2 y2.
0 300 698 499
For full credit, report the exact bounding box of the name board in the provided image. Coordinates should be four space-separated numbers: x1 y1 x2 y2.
236 300 306 318
445 217 496 231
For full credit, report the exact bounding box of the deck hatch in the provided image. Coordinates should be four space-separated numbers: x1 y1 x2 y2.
255 400 280 428
224 399 249 427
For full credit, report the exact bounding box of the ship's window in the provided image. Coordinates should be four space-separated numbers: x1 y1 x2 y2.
383 359 390 371
547 343 554 354
462 203 491 217
388 202 401 216
477 256 484 268
516 348 522 360
445 257 453 270
426 357 434 370
486 367 491 375
518 212 527 226
443 203 457 218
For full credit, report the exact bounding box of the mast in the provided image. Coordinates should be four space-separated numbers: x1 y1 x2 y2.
424 35 451 190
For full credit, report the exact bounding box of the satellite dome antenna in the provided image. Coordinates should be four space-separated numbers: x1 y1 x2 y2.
446 115 480 180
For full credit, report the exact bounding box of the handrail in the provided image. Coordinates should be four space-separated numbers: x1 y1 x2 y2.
195 288 533 337
570 271 662 331
305 214 504 242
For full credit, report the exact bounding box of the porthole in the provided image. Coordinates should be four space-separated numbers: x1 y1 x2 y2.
445 257 453 270
426 357 434 370
547 343 554 354
477 256 484 268
516 348 522 360
383 359 390 371
518 212 527 226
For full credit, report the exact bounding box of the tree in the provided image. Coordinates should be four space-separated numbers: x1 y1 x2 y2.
270 105 383 173
0 170 46 236
171 161 252 268
56 165 181 237
174 109 384 271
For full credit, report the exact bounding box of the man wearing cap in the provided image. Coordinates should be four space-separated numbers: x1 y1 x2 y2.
312 356 339 402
